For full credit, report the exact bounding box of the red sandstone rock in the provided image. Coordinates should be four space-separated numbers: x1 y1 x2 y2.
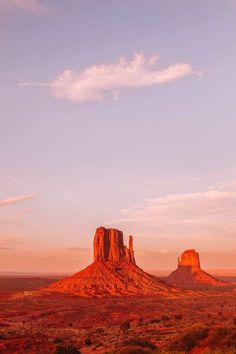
178 249 200 268
43 227 177 297
166 249 226 289
93 227 135 263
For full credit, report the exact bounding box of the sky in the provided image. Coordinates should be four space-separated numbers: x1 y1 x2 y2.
1 0 236 272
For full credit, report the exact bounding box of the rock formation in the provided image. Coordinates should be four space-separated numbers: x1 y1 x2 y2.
178 249 200 268
165 249 226 289
43 227 178 297
93 227 135 263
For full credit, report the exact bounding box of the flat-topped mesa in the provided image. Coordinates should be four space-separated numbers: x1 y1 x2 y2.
93 226 136 264
178 249 200 269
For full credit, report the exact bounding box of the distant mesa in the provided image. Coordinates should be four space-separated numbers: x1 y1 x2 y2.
165 249 226 289
43 226 178 297
178 249 200 268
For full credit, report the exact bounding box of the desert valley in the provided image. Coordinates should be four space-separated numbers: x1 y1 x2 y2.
1 227 236 354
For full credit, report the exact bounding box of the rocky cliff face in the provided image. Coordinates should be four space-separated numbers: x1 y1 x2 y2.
165 249 225 289
178 249 200 269
93 227 135 263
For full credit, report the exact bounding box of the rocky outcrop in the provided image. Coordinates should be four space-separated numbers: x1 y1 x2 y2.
165 249 226 289
178 249 200 269
93 227 135 263
43 227 178 297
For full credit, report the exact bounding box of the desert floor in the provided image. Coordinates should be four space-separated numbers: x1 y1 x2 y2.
0 277 236 354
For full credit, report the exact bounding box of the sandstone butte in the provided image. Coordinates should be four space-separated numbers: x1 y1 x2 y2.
43 227 179 297
165 249 226 289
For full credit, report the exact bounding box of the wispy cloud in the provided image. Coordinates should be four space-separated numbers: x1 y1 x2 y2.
106 184 236 245
7 0 48 15
19 52 196 103
0 194 36 206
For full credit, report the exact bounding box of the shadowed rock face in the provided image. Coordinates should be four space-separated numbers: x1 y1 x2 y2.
93 227 135 263
166 249 225 289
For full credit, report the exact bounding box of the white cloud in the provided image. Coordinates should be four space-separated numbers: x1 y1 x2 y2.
106 185 236 245
6 0 48 15
0 194 36 206
20 52 195 103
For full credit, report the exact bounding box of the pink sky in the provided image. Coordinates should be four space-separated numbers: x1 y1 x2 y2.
1 1 236 272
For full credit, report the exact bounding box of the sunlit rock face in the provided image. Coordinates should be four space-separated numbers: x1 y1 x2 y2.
165 249 226 289
42 227 178 297
178 249 200 269
93 227 136 264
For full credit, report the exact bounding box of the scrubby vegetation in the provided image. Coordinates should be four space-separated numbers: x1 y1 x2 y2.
167 323 208 351
2 293 236 353
55 345 80 354
112 347 153 354
122 338 156 350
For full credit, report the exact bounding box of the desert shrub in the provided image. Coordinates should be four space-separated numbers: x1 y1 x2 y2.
122 338 156 350
232 317 236 326
207 326 236 348
174 314 182 320
161 315 170 321
95 327 105 333
84 337 92 346
54 337 63 344
137 318 144 326
215 327 229 337
55 345 80 354
113 346 154 354
167 323 208 352
120 320 131 332
163 322 172 328
150 318 161 324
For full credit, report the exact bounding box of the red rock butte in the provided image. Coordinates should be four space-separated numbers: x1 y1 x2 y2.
178 249 200 268
43 226 179 297
165 249 226 289
94 227 135 263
